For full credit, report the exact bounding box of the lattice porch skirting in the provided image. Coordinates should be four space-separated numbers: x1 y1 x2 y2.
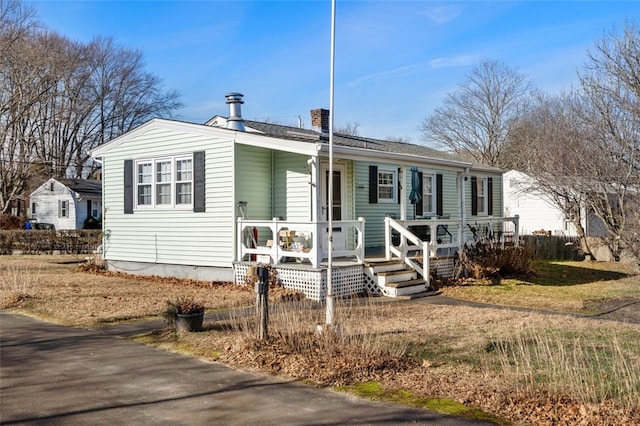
234 257 455 301
234 262 366 302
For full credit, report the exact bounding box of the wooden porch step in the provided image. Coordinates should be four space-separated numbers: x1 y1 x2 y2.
381 279 428 297
376 269 416 285
366 262 407 275
394 289 443 300
384 279 427 289
364 260 403 267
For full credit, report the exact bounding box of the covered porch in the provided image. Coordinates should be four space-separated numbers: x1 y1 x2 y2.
235 215 520 301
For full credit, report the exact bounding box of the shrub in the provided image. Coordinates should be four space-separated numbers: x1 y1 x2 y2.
455 240 535 280
83 216 102 229
0 214 22 230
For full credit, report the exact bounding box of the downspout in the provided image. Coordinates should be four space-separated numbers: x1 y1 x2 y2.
308 157 317 222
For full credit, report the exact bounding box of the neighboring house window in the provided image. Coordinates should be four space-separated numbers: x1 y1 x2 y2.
377 169 397 203
471 176 494 216
49 182 54 191
31 202 36 219
134 156 193 209
58 200 68 218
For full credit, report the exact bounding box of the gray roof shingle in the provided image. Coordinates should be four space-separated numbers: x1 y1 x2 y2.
58 179 102 197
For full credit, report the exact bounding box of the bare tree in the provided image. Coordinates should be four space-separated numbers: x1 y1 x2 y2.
578 21 640 263
420 59 535 167
508 92 598 258
0 2 182 213
335 121 359 136
0 0 42 213
509 22 640 265
385 135 412 143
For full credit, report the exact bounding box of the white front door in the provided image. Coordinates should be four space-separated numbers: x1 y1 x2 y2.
320 162 347 253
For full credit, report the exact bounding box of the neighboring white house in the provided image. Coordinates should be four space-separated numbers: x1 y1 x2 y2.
30 178 102 230
503 170 607 237
90 93 516 299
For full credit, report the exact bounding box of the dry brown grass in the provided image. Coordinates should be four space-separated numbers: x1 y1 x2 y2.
0 255 255 325
3 254 640 425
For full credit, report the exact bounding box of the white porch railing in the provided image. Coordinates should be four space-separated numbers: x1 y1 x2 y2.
385 217 431 281
237 218 365 268
384 215 521 279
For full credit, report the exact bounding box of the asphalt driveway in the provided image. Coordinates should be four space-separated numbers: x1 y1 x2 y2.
0 311 493 425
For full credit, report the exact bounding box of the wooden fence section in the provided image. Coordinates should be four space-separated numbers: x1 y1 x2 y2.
522 235 584 261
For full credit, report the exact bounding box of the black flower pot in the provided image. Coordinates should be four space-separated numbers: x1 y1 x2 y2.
175 312 204 332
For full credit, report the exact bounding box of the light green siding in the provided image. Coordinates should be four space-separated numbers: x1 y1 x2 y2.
101 127 235 268
354 161 401 247
273 152 312 221
354 162 464 247
235 145 273 220
464 172 504 219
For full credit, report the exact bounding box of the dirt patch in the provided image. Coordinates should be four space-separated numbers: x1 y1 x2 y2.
584 297 640 324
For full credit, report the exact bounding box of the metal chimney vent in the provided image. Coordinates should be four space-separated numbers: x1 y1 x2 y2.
225 92 245 132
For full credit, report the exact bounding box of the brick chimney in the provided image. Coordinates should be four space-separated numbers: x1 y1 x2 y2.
311 108 329 134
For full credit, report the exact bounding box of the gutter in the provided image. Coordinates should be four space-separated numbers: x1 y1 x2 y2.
314 143 474 170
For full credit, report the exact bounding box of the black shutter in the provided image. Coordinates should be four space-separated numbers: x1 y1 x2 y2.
193 151 205 212
436 173 443 217
397 167 401 204
87 200 92 218
487 177 493 216
124 159 133 214
471 176 478 216
369 165 378 203
415 171 423 217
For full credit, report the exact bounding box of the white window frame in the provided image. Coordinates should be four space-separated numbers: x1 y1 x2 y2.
135 155 193 210
136 161 153 208
422 173 435 215
59 200 69 218
175 157 193 206
476 176 488 215
377 168 397 203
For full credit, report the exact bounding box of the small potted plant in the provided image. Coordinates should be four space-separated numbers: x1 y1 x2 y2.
162 297 205 332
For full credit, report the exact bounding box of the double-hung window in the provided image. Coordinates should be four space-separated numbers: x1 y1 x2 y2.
175 158 193 205
58 200 68 218
377 169 397 203
155 160 172 205
476 177 486 215
137 162 152 206
135 156 193 209
471 176 493 216
422 174 434 214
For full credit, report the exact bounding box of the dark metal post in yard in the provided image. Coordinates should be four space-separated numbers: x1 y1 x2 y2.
255 266 269 341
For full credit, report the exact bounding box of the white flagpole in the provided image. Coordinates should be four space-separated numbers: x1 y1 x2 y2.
326 0 336 326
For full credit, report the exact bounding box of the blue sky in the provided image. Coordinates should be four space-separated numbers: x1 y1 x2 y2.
33 1 638 142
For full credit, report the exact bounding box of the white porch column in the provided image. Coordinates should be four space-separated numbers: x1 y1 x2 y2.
309 156 321 267
460 169 469 249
